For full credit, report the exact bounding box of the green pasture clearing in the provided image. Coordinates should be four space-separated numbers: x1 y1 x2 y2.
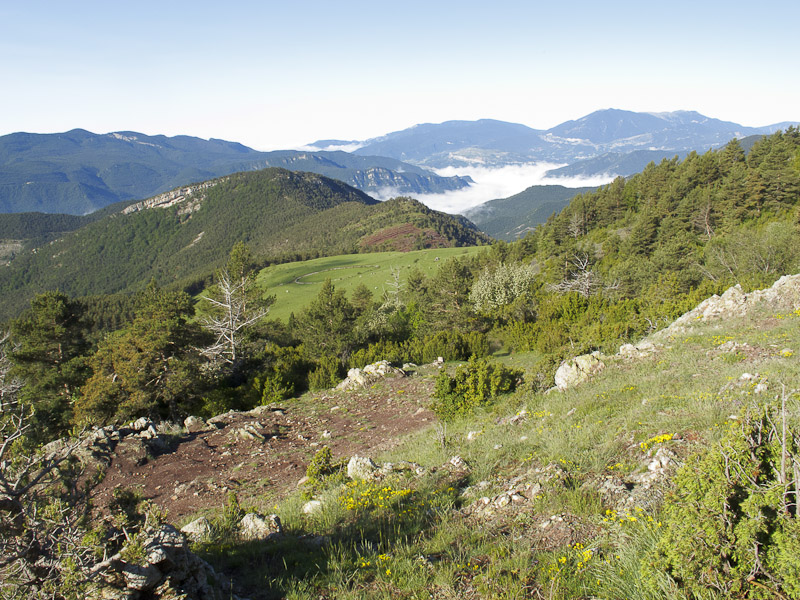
256 246 484 322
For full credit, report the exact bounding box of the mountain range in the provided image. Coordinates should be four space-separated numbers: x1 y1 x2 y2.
311 109 796 170
0 130 470 214
1 109 796 217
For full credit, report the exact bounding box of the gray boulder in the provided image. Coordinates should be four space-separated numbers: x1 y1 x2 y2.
347 455 378 480
239 513 283 542
554 351 605 391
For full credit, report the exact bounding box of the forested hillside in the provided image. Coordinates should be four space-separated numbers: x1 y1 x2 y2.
0 168 488 320
464 184 596 240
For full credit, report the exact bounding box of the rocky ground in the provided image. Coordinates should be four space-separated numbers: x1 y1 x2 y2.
91 365 439 523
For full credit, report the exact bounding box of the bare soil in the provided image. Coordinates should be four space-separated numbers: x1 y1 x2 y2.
91 370 438 522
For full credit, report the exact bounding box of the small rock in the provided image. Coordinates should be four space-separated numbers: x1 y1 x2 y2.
448 455 468 470
347 455 378 480
180 517 212 542
239 513 282 541
184 415 206 433
302 500 323 515
554 352 605 391
131 417 151 432
466 430 482 441
235 425 265 442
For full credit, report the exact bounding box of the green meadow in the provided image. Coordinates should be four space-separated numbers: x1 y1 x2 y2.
256 246 484 322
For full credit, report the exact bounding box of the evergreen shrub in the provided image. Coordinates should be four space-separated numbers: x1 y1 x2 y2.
652 402 800 599
431 357 523 421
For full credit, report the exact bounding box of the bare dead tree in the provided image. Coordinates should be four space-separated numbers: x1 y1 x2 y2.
200 268 270 366
547 253 601 298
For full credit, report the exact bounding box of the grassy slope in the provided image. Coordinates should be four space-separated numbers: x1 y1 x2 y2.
256 246 485 322
196 284 800 599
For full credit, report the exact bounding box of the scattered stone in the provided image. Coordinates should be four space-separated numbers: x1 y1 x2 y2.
183 415 206 433
347 455 378 480
302 500 323 515
239 513 283 542
448 455 468 470
336 360 405 390
180 517 212 542
466 430 482 441
554 351 605 391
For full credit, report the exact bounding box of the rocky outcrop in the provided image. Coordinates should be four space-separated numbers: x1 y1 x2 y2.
122 180 221 214
652 274 800 341
554 351 605 391
89 525 226 600
336 360 405 390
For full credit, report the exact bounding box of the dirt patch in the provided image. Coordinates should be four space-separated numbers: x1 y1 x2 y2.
359 224 450 252
91 371 437 522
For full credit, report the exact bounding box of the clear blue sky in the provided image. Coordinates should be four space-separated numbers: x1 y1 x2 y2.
1 0 798 150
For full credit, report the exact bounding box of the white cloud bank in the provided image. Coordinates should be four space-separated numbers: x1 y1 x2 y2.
296 142 366 153
408 164 616 214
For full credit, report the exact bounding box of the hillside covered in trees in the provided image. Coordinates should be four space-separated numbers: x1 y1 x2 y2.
0 168 489 320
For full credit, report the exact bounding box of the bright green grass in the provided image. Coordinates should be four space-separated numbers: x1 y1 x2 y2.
256 247 484 322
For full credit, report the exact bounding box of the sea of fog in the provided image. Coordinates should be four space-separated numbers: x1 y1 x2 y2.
375 164 615 214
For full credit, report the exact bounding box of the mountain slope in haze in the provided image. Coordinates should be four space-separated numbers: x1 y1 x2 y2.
0 168 489 320
463 185 596 241
543 150 688 179
0 130 470 214
313 119 544 166
310 109 797 170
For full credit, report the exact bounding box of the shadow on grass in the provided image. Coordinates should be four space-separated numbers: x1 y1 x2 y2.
196 475 464 599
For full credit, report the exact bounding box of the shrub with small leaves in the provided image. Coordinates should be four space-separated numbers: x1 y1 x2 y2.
308 355 342 391
432 357 522 421
303 446 345 498
652 402 800 599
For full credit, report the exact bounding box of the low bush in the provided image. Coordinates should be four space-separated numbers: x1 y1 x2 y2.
431 357 523 421
652 401 800 599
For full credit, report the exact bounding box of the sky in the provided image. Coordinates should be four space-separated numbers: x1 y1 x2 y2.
2 0 799 153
